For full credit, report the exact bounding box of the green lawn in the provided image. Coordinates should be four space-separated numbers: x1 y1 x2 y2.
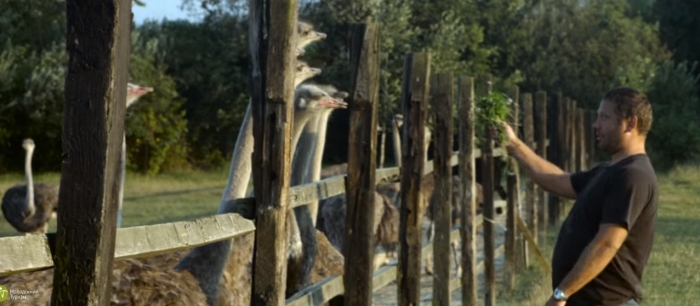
498 164 700 305
0 168 232 237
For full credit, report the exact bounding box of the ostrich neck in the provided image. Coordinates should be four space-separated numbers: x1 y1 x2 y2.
218 103 255 214
301 110 333 226
25 147 35 212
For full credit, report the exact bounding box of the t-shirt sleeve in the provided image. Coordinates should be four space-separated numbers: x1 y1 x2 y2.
570 165 603 195
600 169 652 230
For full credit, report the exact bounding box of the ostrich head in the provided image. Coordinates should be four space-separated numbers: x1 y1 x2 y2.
294 84 348 117
295 60 322 87
296 21 327 56
314 84 350 101
126 82 154 108
22 139 35 151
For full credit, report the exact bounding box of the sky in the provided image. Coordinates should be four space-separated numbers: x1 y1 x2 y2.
132 0 201 25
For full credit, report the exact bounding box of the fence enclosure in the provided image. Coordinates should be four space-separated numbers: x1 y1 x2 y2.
0 2 597 305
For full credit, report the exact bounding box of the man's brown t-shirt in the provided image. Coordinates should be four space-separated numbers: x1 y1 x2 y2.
551 154 658 306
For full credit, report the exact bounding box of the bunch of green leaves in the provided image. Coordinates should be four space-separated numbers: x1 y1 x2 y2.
475 91 513 147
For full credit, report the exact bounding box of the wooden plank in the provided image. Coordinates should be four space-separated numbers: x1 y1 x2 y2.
0 213 255 277
504 87 519 289
458 76 478 306
50 0 132 304
343 22 381 306
548 92 566 226
379 126 387 168
249 0 298 303
535 91 548 242
397 52 430 306
521 92 534 270
430 73 454 306
481 127 496 306
516 215 552 276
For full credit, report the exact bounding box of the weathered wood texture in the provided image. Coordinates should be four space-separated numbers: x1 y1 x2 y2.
50 0 132 304
504 86 519 288
570 100 577 173
458 76 478 306
548 92 566 226
578 108 586 171
249 0 299 303
393 115 403 167
522 93 536 245
430 73 454 306
535 91 548 242
481 127 496 306
476 74 496 306
1 213 255 277
397 52 430 306
343 22 381 306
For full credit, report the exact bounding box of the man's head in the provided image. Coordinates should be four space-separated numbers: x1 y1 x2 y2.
593 87 652 155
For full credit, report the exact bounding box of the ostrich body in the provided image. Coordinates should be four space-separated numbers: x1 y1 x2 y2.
1 139 59 234
117 82 154 228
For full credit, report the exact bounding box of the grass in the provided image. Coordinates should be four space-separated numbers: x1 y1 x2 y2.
0 167 232 237
497 164 700 305
1 163 699 304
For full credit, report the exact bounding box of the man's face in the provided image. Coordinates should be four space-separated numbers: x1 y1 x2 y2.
593 99 628 155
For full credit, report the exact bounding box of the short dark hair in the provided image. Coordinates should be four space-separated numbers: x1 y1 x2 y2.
602 87 653 135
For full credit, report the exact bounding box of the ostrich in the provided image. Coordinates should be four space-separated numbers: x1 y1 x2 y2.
0 83 348 306
175 83 347 304
295 21 326 56
116 82 154 228
286 84 349 294
1 139 59 234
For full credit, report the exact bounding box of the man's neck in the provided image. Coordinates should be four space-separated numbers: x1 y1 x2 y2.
610 139 646 165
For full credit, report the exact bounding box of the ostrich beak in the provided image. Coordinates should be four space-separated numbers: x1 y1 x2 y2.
319 97 348 109
315 31 327 39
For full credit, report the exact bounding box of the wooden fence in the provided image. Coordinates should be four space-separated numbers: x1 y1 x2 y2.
0 1 597 305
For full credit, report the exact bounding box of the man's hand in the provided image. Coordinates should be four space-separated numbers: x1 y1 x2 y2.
545 296 566 306
503 122 517 144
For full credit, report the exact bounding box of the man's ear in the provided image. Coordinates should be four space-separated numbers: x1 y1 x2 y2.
625 116 638 133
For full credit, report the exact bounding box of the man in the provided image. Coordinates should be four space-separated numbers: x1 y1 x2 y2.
503 87 659 306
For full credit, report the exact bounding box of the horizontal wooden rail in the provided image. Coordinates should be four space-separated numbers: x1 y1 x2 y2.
0 212 255 276
236 148 509 217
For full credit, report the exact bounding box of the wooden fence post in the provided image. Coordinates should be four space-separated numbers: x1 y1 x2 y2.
50 0 131 304
587 109 596 166
522 92 536 265
505 86 520 289
397 52 430 306
393 115 403 167
249 0 298 303
379 125 387 168
476 74 496 306
343 22 381 306
548 92 566 226
534 91 548 243
570 101 578 173
458 76 478 306
431 73 454 306
577 108 585 172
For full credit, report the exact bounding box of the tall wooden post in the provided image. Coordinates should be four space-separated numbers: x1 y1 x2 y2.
570 100 578 173
577 109 586 171
522 92 536 265
504 86 520 288
431 73 454 306
397 53 430 306
534 91 548 242
344 22 381 306
548 92 566 226
476 74 496 306
458 76 478 306
50 0 131 304
588 109 596 167
393 115 403 167
249 0 298 303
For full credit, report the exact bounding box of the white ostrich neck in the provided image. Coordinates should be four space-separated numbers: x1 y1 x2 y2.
308 111 332 181
25 147 35 211
218 103 255 213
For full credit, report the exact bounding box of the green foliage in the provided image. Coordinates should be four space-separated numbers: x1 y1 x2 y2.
475 91 513 147
126 32 190 175
644 60 700 170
